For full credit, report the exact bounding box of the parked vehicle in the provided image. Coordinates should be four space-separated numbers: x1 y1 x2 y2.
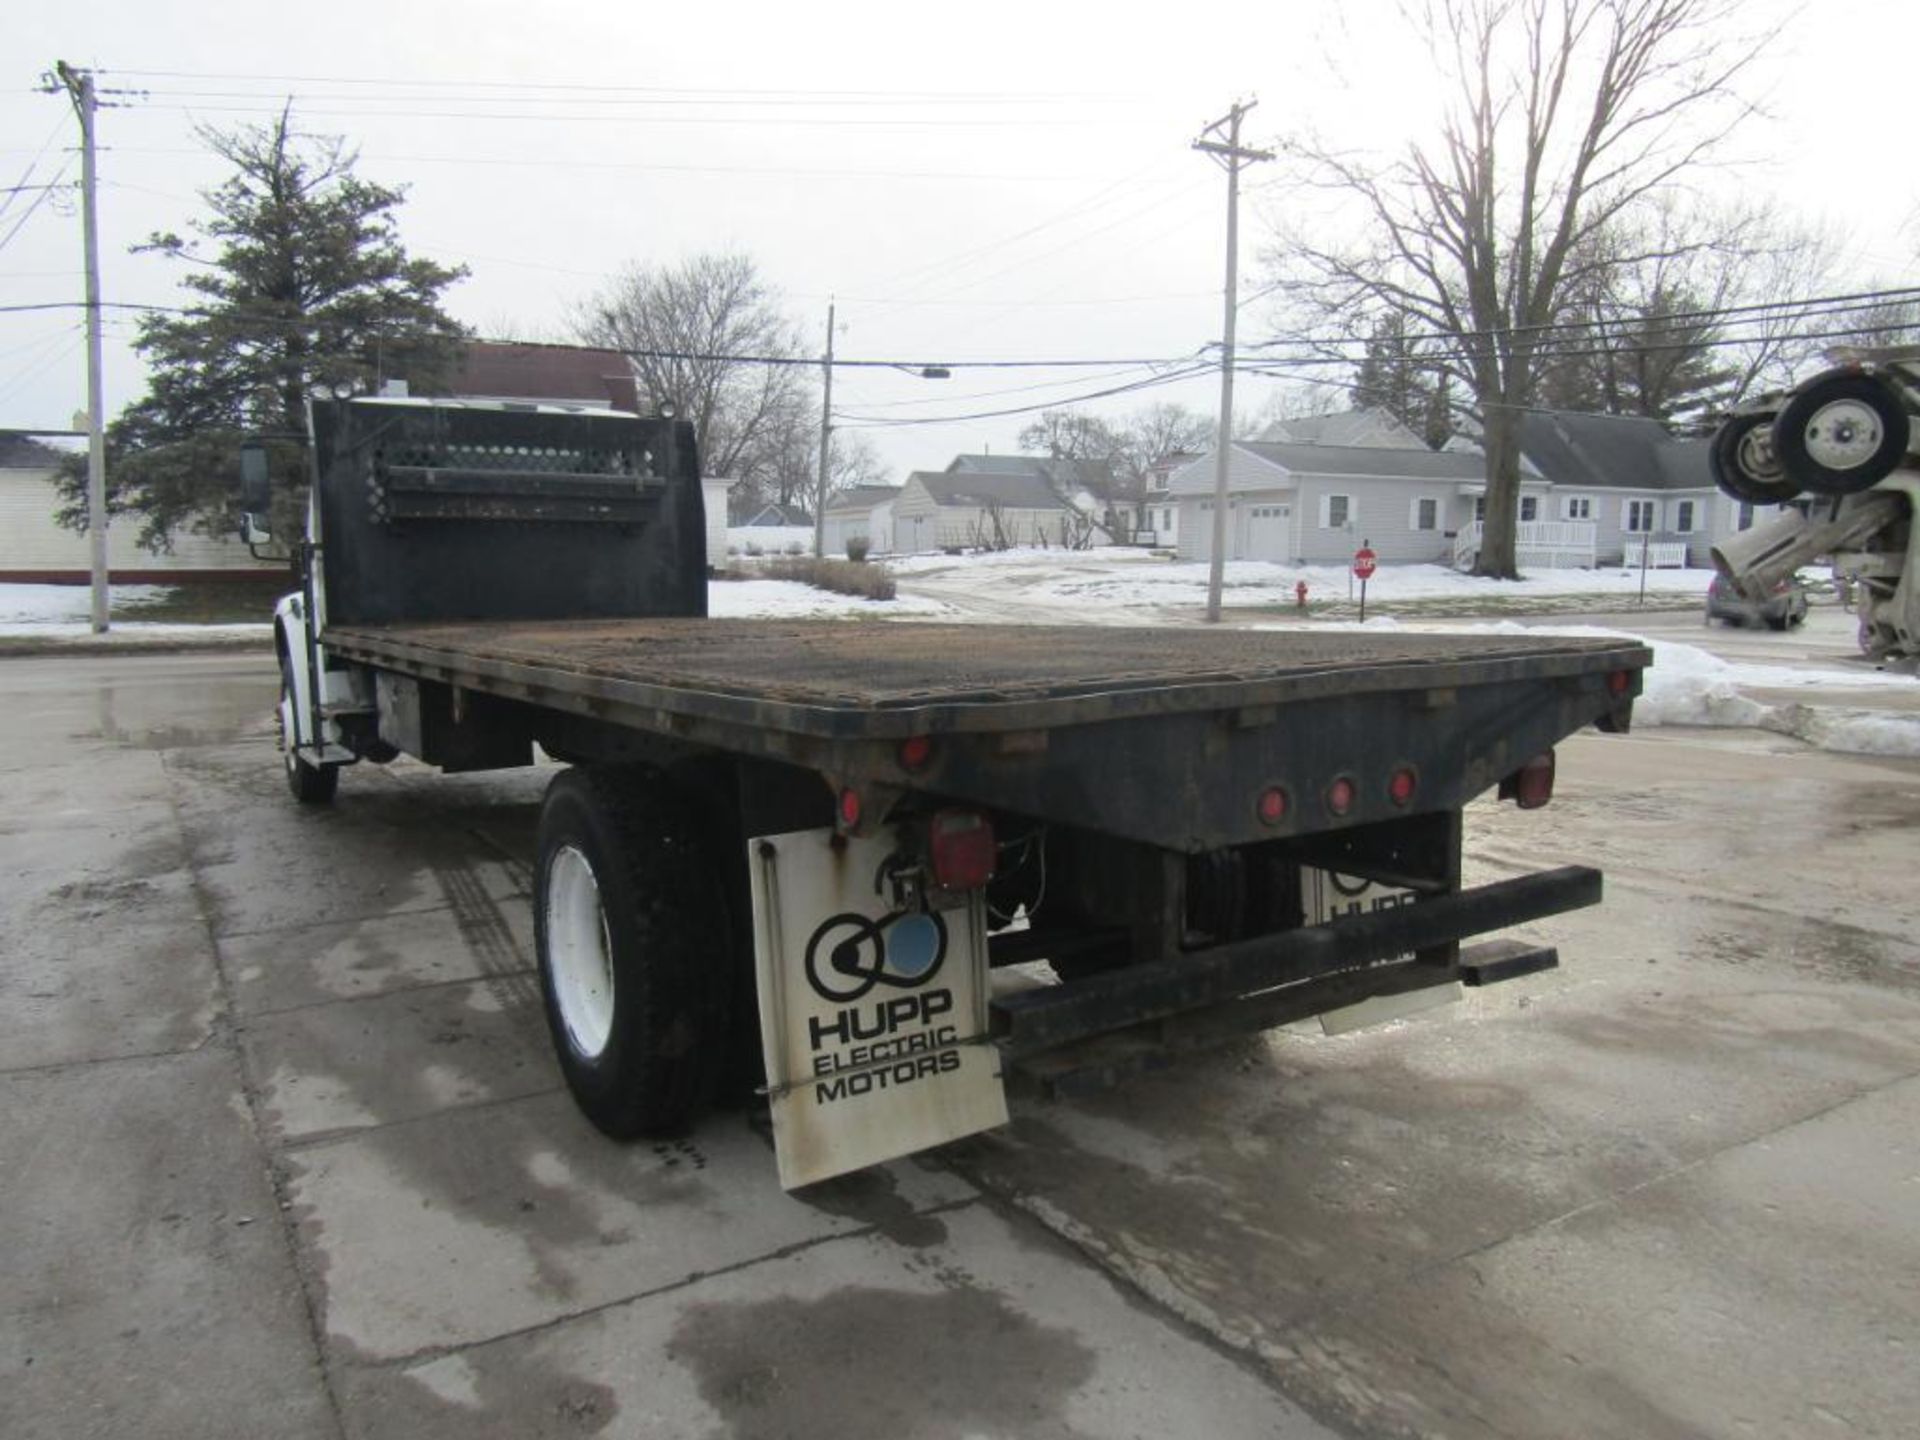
1709 346 1920 661
261 395 1649 1188
1705 572 1807 630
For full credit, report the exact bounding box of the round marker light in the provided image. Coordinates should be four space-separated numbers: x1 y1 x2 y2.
837 787 862 829
1327 776 1356 817
1388 768 1417 807
898 734 934 773
1256 786 1288 826
1608 669 1632 696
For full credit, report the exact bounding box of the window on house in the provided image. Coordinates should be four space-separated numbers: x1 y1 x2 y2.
1625 499 1656 533
1411 497 1438 531
1162 508 1171 530
1563 496 1592 521
1321 494 1351 529
1673 500 1696 533
1519 496 1539 522
1474 496 1486 522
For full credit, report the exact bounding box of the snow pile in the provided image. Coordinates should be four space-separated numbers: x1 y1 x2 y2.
707 579 950 620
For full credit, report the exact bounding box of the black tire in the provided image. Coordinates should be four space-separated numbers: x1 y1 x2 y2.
534 765 732 1138
1709 411 1800 506
1772 371 1910 497
1765 614 1790 632
279 658 339 804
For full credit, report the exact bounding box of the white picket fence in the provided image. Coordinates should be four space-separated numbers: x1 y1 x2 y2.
1453 520 1597 571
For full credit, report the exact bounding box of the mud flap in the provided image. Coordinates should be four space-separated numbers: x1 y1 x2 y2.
749 827 1008 1190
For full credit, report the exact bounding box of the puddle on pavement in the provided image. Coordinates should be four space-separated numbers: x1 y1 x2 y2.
669 1284 1098 1440
86 677 275 750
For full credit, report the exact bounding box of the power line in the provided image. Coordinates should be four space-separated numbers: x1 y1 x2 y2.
0 159 74 256
98 68 1136 102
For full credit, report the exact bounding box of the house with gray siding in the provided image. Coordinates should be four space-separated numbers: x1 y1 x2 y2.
1170 408 1786 570
821 484 900 556
1166 440 1556 566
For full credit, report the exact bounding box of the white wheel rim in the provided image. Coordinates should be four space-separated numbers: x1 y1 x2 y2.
1803 399 1882 471
546 844 616 1060
279 686 297 775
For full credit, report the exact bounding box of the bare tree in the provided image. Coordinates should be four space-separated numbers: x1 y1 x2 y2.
577 253 812 496
1269 0 1763 577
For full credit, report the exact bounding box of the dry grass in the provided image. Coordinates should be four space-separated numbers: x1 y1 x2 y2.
757 556 897 600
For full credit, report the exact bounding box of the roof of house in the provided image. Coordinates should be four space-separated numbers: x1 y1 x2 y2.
911 470 1072 510
449 342 640 412
1518 410 1710 493
1235 440 1490 481
825 485 902 514
945 453 1117 494
1259 407 1426 449
741 502 811 526
0 433 63 469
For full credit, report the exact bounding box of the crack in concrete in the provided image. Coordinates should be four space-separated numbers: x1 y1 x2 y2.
340 1195 986 1377
160 746 353 1440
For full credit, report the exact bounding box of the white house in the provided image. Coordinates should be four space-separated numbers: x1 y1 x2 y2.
1170 409 1788 571
821 484 900 556
890 470 1076 554
702 476 737 570
0 437 279 582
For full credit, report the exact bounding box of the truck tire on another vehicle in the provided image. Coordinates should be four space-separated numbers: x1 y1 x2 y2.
1771 371 1910 496
279 657 339 804
1709 410 1801 506
534 765 731 1138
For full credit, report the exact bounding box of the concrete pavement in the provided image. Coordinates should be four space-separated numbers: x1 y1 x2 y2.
1 653 1323 1440
3 649 1917 1438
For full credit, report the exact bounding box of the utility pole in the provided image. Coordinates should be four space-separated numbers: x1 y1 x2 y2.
814 299 835 559
1194 101 1272 624
55 60 109 633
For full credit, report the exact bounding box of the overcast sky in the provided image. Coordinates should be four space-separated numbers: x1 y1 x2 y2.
6 0 1916 483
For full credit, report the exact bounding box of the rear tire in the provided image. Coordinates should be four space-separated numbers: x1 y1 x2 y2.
279 658 339 804
1772 372 1910 496
1709 410 1801 506
534 765 732 1138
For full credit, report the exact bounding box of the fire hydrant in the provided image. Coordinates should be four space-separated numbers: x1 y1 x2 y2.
1294 580 1309 612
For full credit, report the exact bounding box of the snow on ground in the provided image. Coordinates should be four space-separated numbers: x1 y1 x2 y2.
707 579 950 620
0 581 170 626
1252 614 1920 760
888 546 1715 609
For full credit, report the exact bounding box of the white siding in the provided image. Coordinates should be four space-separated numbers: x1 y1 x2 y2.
702 478 733 569
0 468 276 576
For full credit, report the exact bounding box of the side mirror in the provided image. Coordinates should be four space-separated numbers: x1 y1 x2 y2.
242 514 272 545
239 439 271 513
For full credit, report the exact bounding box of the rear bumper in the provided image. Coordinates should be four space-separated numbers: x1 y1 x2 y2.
992 865 1601 1059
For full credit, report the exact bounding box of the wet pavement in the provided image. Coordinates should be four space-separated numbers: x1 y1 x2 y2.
3 650 1917 1439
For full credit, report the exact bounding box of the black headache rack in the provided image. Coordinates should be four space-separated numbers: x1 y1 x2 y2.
311 397 709 628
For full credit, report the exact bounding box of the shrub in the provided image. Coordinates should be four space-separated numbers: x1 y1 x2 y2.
784 541 804 556
763 556 896 601
845 535 870 562
744 541 763 557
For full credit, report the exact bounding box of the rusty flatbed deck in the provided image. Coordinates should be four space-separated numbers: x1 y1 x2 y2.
324 619 1648 743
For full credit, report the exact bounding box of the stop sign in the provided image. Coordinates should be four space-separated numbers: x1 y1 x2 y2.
1353 546 1378 580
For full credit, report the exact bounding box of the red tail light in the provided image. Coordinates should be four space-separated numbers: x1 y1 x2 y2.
1499 751 1556 810
1388 767 1417 806
1607 670 1632 696
837 787 863 829
1256 786 1289 826
898 734 934 772
930 810 996 891
1326 776 1356 817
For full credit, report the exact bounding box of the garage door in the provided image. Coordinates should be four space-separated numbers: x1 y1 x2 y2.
1245 503 1291 562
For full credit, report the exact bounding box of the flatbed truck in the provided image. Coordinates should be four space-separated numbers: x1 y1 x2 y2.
267 395 1649 1187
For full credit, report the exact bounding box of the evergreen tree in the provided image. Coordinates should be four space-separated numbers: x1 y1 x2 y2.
59 107 467 549
1351 315 1440 443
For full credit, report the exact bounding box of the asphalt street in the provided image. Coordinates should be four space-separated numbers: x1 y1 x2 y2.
2 644 1917 1439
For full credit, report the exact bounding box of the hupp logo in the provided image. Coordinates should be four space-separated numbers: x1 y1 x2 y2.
803 908 949 1004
